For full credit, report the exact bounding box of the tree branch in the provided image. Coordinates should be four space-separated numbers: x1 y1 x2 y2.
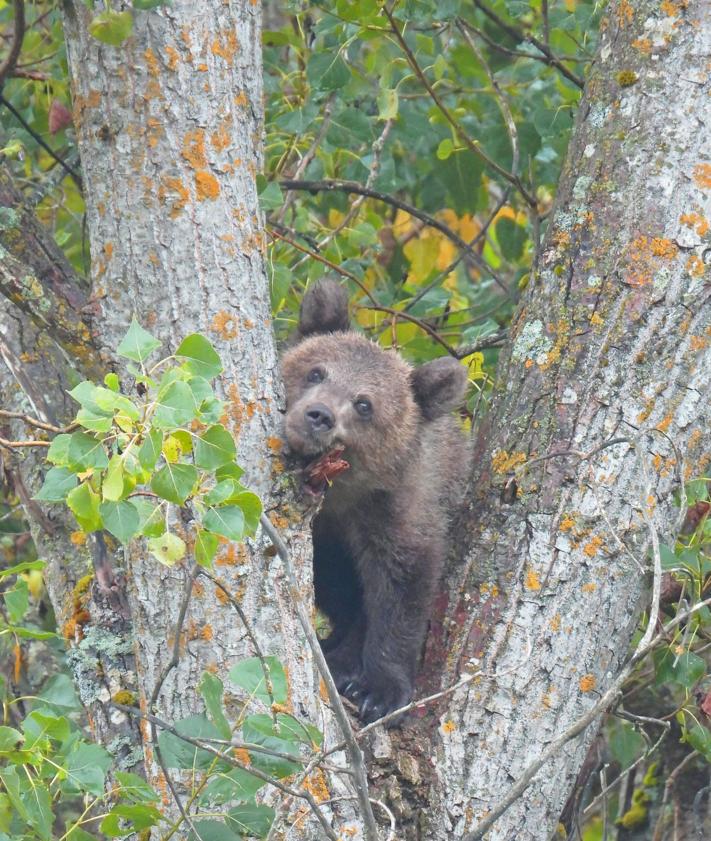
466 3 585 89
0 1 25 88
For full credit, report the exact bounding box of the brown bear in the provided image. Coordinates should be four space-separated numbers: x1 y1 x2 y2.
282 280 470 724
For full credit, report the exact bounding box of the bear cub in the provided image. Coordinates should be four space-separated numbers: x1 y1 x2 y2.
282 280 470 724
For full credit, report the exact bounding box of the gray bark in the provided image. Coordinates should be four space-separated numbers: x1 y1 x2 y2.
416 2 711 838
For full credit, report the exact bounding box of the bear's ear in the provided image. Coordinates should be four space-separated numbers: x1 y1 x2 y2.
411 357 468 420
294 280 350 341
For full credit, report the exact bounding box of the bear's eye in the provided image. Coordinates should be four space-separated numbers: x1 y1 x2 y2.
354 398 372 418
306 367 325 384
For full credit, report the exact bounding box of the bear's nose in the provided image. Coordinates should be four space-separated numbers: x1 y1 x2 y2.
305 404 335 433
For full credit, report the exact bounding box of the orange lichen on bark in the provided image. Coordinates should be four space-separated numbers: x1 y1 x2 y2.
579 674 596 692
233 748 251 766
626 236 678 286
226 383 244 432
686 255 706 278
491 450 527 474
693 163 711 190
195 170 220 200
550 613 561 631
159 177 189 218
201 625 213 641
582 536 603 557
211 121 231 152
215 586 229 605
212 31 239 64
631 37 652 54
182 129 208 169
144 47 160 77
661 0 686 16
269 512 290 531
656 413 673 433
525 569 542 591
616 0 633 26
70 530 87 546
216 541 248 567
211 310 239 339
304 769 330 802
267 436 283 453
165 45 180 71
441 720 457 733
680 211 710 236
690 334 709 351
560 516 576 532
581 582 597 593
234 90 248 107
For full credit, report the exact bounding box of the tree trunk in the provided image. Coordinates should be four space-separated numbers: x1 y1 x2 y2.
411 2 711 838
2 2 360 835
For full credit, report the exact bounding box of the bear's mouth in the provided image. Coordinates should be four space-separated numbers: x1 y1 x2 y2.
303 446 350 496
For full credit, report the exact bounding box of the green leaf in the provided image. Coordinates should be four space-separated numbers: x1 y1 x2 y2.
117 317 161 363
64 741 112 795
187 820 242 841
147 532 186 566
4 578 28 624
0 726 22 751
75 407 113 433
0 559 45 578
139 429 163 470
115 770 160 802
216 463 244 482
133 0 169 9
23 779 52 840
607 718 644 767
67 431 109 471
175 334 223 379
307 52 350 91
89 10 134 47
496 216 527 261
46 433 72 466
133 498 166 538
194 424 237 470
0 767 28 822
37 673 81 712
233 491 262 535
229 656 287 705
227 803 275 838
198 766 266 806
437 138 454 160
198 672 231 739
654 647 706 688
240 715 301 778
684 721 711 762
93 387 140 420
205 479 239 506
150 462 198 504
157 715 223 770
377 87 399 120
195 528 219 568
34 467 77 502
259 180 284 211
100 500 140 543
104 372 120 391
153 381 199 429
67 482 103 532
101 804 163 837
102 455 125 501
22 710 70 748
204 506 245 541
68 380 103 411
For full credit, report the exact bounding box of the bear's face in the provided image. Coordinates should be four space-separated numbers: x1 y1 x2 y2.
282 332 418 492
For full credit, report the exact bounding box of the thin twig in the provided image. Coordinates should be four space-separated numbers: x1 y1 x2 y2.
467 3 584 89
113 702 341 841
259 514 380 841
278 177 508 290
0 436 50 450
0 409 76 434
197 568 278 718
0 93 82 186
384 5 537 207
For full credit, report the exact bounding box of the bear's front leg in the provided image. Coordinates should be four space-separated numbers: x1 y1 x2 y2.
356 553 435 725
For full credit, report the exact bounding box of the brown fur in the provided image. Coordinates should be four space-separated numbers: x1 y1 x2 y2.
282 281 470 723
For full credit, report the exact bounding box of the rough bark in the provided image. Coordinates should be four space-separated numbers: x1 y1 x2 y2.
2 1 359 835
414 2 711 838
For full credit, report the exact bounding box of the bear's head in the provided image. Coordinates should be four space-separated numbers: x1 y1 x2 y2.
282 280 468 494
